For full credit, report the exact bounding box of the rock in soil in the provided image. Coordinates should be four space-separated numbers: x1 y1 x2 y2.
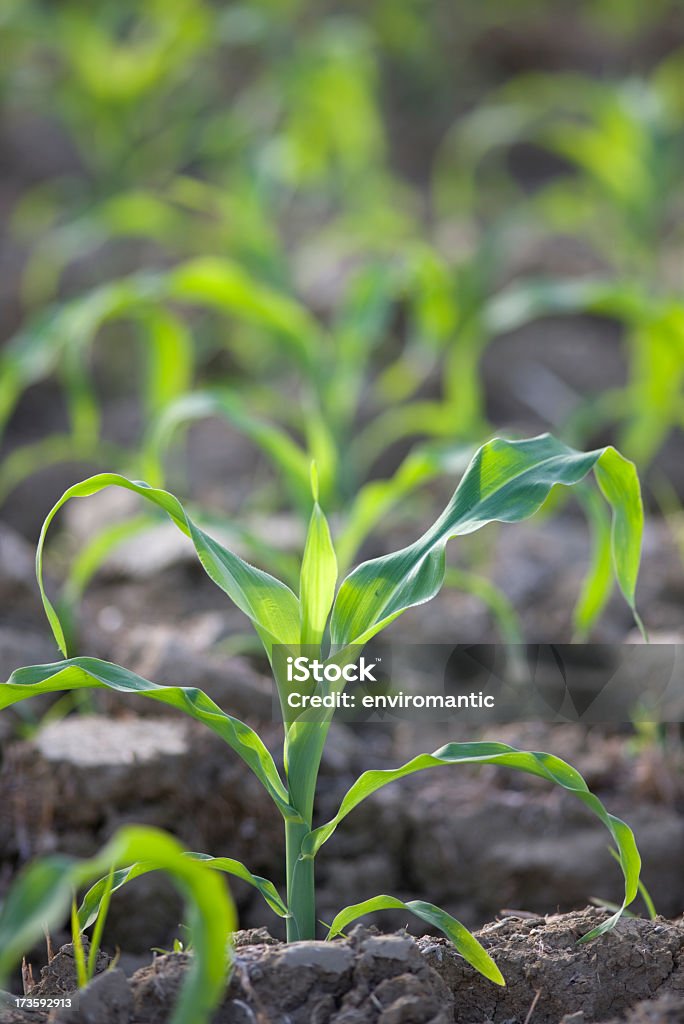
3 912 683 1024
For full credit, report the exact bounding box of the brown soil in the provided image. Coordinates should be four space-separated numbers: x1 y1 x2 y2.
2 911 684 1024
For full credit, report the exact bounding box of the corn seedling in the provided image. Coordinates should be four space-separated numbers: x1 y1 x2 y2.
0 434 645 988
0 825 236 1024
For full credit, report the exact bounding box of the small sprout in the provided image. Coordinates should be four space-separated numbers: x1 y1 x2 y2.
71 899 88 990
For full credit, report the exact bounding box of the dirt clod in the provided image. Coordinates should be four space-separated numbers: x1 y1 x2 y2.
25 942 109 1000
52 969 132 1024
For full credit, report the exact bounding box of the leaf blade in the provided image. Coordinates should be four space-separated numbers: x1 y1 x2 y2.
35 473 301 658
300 496 338 647
327 895 504 986
1 658 296 820
304 741 640 937
331 435 643 647
79 854 288 929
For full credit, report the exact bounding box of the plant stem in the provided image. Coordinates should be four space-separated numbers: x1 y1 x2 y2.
285 819 316 941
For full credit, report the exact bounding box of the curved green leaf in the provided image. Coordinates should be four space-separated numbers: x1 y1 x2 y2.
166 257 324 369
79 853 288 929
0 278 193 441
1 658 296 821
335 442 474 573
35 473 301 658
189 856 288 918
331 435 643 647
303 741 640 939
146 389 311 508
572 485 614 640
327 895 504 986
0 825 235 1024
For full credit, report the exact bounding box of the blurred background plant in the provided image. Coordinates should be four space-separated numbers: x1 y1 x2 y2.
1 0 683 641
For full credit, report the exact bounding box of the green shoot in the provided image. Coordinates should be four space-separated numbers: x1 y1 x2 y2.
70 900 88 990
0 826 236 1024
88 865 115 980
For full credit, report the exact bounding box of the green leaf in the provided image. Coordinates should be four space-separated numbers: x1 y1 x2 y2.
572 486 614 640
327 895 504 986
87 865 115 980
146 389 311 509
1 658 296 821
331 435 643 647
35 473 301 658
188 856 289 918
139 307 194 415
299 492 337 647
0 276 193 443
167 258 324 369
303 741 640 939
0 825 235 1024
335 442 474 573
593 448 645 637
620 305 684 468
79 854 288 929
71 899 88 989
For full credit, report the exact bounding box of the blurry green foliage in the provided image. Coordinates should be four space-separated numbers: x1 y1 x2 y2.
1 0 681 644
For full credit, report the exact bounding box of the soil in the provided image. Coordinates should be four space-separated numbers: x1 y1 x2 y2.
2 911 683 1024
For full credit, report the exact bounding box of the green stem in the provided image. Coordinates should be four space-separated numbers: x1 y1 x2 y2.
285 819 316 941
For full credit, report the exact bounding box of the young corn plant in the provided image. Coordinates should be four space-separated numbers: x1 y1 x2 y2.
0 825 236 1024
0 434 644 986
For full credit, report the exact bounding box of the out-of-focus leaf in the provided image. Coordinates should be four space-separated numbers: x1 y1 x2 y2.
0 825 234 1024
146 390 311 508
167 257 324 368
